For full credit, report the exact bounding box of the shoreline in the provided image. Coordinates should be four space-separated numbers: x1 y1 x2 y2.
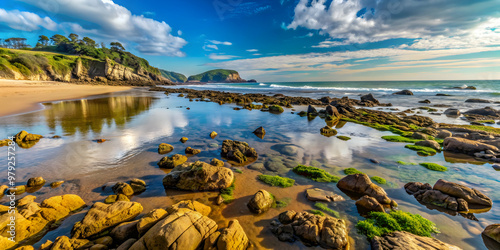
0 79 134 117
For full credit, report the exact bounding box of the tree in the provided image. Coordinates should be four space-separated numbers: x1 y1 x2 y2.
82 37 96 48
38 35 49 46
110 42 125 51
68 33 79 42
50 34 69 45
100 42 106 49
5 38 30 49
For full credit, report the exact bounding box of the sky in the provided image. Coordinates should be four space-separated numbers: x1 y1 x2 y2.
0 0 499 82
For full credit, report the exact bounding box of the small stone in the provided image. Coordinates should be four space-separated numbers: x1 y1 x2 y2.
112 182 134 196
210 158 224 167
158 143 174 154
185 147 201 155
27 177 45 187
50 181 64 188
157 154 188 168
180 137 188 143
210 131 218 139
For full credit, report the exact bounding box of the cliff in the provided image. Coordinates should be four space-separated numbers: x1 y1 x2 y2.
159 70 187 83
0 48 172 86
187 69 247 83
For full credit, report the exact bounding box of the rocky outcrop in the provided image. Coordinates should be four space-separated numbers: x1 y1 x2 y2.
415 140 441 151
305 188 344 202
221 140 258 164
14 130 43 149
392 90 414 95
247 190 274 214
483 224 500 249
337 174 395 206
216 220 249 250
443 137 499 155
72 201 143 239
433 179 492 206
371 231 462 250
163 161 234 191
136 209 169 236
270 210 349 249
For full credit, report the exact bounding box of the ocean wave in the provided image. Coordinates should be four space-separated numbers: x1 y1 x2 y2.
267 84 495 93
259 83 267 86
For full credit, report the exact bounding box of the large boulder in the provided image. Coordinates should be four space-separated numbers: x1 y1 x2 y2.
216 220 249 250
337 174 394 205
111 220 139 243
360 93 380 105
129 209 218 250
464 107 500 118
136 209 168 236
247 190 274 214
483 224 500 247
72 201 143 239
221 140 258 164
415 140 441 151
443 137 499 155
325 105 341 118
270 210 349 249
371 231 461 250
392 90 413 95
163 161 234 191
355 195 384 216
433 179 492 206
157 154 187 169
305 188 344 202
166 200 211 217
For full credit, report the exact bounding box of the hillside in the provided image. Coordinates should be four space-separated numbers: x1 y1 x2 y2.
160 70 187 83
0 48 171 85
187 69 246 83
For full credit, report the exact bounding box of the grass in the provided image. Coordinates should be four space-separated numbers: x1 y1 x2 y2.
336 135 351 141
381 135 420 143
356 211 439 239
405 144 437 156
233 169 243 174
370 176 387 184
309 210 325 216
220 182 235 204
292 165 340 182
344 168 364 175
314 202 340 218
257 175 295 187
420 163 447 172
397 161 417 165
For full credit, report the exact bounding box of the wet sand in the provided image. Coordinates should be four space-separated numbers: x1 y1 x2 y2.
0 79 133 117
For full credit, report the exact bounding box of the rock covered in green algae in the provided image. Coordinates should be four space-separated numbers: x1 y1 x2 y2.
157 154 188 168
162 161 234 191
13 130 43 148
221 139 258 164
269 105 284 113
210 158 224 167
26 176 45 187
158 143 174 154
320 126 337 137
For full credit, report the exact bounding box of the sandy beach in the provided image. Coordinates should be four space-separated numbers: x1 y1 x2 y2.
0 79 133 117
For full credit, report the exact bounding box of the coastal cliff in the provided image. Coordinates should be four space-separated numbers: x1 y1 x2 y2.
187 69 252 83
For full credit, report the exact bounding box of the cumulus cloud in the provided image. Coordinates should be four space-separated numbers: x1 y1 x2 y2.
15 0 186 56
288 0 500 47
209 40 232 46
0 8 57 31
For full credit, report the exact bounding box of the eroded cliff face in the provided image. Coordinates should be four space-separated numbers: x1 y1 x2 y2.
225 72 243 83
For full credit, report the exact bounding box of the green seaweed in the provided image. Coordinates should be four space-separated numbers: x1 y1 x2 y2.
309 209 325 216
233 169 243 174
381 135 420 143
292 165 340 182
220 181 235 204
336 135 351 141
405 144 437 156
370 176 387 184
420 163 447 172
344 167 364 175
356 211 439 239
269 105 284 113
257 174 295 187
397 161 417 165
314 202 340 217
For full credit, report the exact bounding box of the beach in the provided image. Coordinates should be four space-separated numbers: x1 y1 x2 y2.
0 80 133 117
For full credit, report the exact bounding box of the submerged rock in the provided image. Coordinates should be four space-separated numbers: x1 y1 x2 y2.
247 189 274 214
185 147 201 155
305 188 344 202
157 154 188 168
26 177 45 187
320 126 337 137
482 224 500 248
253 126 266 139
465 98 491 103
371 231 462 250
392 90 413 95
163 161 234 191
14 130 43 148
221 139 258 164
337 174 395 205
444 108 460 116
158 143 174 154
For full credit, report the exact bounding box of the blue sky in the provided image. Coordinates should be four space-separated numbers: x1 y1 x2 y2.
0 0 499 81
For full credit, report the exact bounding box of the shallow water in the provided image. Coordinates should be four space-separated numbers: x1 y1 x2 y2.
0 88 498 249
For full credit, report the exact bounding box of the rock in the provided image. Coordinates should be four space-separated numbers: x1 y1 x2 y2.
404 182 432 195
158 143 174 154
370 159 379 164
217 220 249 250
157 154 188 168
105 194 130 204
210 131 218 139
405 182 468 212
443 137 499 155
412 132 428 140
185 147 201 155
50 236 93 250
361 93 379 104
0 185 7 199
247 189 274 214
337 174 393 205
210 158 224 167
96 139 106 143
437 130 452 139
433 179 492 206
356 195 384 216
0 139 12 147
270 210 349 249
136 208 169 236
72 201 143 239
221 140 258 164
371 231 462 250
419 99 431 104
90 244 108 250
444 108 460 116
465 98 491 103
483 224 500 245
167 200 211 217
163 161 234 191
320 126 337 137
110 220 139 243
325 105 341 118
129 209 218 250
50 181 64 188
180 137 188 143
464 107 500 118
130 179 147 194
305 188 345 202
493 164 500 171
117 238 137 250
307 105 318 114
253 126 266 139
95 236 113 246
415 140 441 151
393 90 413 95
112 182 134 196
26 177 45 187
14 130 43 148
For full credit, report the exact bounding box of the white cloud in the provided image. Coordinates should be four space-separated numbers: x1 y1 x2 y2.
312 40 349 48
16 0 186 56
246 49 258 52
177 30 182 36
0 8 57 31
203 44 219 51
287 0 499 47
208 53 238 60
208 40 232 46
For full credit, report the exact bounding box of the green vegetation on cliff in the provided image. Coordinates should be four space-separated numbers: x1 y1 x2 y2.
187 69 240 82
160 70 187 83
